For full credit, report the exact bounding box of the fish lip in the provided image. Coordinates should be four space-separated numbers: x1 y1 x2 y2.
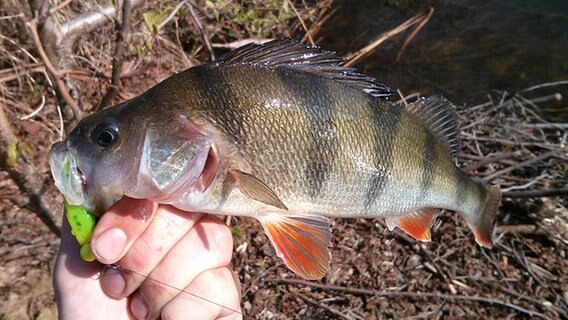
49 140 93 211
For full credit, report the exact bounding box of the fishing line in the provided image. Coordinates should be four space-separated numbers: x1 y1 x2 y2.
110 264 242 315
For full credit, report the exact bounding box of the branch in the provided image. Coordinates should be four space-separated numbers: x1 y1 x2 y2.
495 225 546 236
34 0 144 122
211 38 272 50
27 18 81 121
288 289 353 320
269 278 553 319
482 150 560 182
97 0 133 111
345 12 426 67
502 188 568 198
395 7 434 62
39 1 142 67
285 0 314 46
0 102 62 237
187 2 215 61
463 152 517 173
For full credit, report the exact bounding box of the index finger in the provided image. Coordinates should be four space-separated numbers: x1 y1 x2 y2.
91 197 158 264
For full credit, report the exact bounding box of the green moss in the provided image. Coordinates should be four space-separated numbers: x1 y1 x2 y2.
230 226 244 238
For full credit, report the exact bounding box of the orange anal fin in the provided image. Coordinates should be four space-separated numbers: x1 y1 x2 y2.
259 213 331 280
386 208 438 242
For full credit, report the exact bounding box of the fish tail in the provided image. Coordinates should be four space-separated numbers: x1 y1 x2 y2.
461 184 501 248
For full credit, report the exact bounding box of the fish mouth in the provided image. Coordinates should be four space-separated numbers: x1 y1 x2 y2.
195 145 221 193
49 141 93 212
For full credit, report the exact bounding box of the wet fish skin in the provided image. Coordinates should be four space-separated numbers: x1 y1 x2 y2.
49 39 501 280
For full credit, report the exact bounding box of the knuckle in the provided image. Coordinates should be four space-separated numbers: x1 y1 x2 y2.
200 216 234 256
125 237 153 266
214 268 242 319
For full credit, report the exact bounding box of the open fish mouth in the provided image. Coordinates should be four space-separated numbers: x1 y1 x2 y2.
49 141 92 211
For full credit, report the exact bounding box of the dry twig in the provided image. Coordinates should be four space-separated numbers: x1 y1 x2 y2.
278 288 354 320
285 0 314 46
502 188 568 199
483 150 561 182
270 278 554 319
0 102 61 236
303 0 335 43
27 18 81 120
345 12 426 67
97 0 133 111
396 7 434 62
187 1 215 61
496 225 546 235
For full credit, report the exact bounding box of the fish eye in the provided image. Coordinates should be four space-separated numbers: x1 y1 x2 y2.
92 122 119 147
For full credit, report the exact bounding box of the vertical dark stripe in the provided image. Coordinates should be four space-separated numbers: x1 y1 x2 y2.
193 67 246 144
364 102 403 208
277 69 337 198
417 128 438 202
453 168 470 209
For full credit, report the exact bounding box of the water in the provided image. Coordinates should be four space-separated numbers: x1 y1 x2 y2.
321 0 568 120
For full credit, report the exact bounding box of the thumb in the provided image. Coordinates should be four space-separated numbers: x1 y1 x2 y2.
54 216 102 284
54 217 132 318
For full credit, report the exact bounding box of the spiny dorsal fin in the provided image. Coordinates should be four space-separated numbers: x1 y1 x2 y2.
215 38 395 99
406 95 460 158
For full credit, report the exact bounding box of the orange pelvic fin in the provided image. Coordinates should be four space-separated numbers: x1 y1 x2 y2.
259 213 332 280
386 208 438 242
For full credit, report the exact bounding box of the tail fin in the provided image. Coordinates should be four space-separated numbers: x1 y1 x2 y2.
464 185 501 248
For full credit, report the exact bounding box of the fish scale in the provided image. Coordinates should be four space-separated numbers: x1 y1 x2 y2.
49 39 500 280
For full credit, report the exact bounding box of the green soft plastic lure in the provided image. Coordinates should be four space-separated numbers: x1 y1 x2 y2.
64 199 96 261
62 156 96 262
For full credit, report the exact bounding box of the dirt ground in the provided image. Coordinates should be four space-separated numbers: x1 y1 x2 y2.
2 164 567 319
1 1 567 319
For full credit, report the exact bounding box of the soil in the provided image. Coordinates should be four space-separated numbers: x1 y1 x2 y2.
2 176 567 319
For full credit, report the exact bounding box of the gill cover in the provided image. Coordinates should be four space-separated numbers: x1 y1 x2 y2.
133 117 213 202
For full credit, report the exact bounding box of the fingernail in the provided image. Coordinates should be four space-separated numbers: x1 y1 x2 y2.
93 228 127 262
131 293 149 319
101 267 126 298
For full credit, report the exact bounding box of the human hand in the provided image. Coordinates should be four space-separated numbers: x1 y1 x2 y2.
54 197 242 320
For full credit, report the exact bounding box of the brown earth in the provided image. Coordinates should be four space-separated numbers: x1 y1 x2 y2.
1 1 567 319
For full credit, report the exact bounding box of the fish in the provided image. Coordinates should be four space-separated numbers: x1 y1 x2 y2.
49 38 501 280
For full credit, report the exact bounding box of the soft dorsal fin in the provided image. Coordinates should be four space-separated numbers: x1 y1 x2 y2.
215 38 395 99
406 96 460 158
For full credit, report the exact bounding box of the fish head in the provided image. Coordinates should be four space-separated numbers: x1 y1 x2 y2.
49 104 145 215
50 96 217 214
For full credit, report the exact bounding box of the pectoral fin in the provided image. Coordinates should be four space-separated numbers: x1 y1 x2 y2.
386 208 438 242
229 169 288 210
258 213 332 280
